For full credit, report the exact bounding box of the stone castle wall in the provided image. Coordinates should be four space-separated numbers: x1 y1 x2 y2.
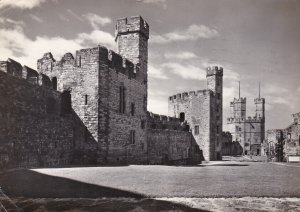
147 129 202 165
168 90 216 161
0 15 203 168
0 64 100 169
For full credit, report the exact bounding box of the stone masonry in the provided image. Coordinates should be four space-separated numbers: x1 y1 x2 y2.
0 16 205 168
168 67 223 161
227 85 265 156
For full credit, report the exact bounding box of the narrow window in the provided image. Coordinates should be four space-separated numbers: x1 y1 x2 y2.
217 125 219 133
85 95 88 105
61 91 71 115
119 86 126 113
76 55 81 67
52 77 57 90
130 130 135 144
131 103 135 116
217 93 221 100
216 115 220 121
141 120 145 129
194 125 199 135
143 95 147 111
180 112 185 122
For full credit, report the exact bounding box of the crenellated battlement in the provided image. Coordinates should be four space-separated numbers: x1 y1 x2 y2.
147 111 189 131
227 116 264 124
115 16 149 40
0 58 55 88
254 97 265 104
231 97 246 103
37 45 141 81
206 66 223 77
168 89 212 102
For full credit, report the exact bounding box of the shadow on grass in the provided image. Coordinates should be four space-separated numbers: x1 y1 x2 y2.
0 169 209 211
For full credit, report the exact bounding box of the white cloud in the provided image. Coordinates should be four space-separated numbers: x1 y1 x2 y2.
0 17 116 68
162 62 206 80
164 51 197 60
29 14 43 23
83 13 112 30
0 0 45 9
148 64 168 79
150 24 218 44
136 0 167 9
297 87 300 92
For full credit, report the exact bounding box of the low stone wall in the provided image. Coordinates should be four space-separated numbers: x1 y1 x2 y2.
146 129 202 165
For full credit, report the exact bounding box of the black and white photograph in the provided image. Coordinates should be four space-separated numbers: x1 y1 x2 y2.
0 0 299 211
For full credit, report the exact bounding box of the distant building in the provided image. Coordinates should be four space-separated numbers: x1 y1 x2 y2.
266 112 300 162
227 83 265 156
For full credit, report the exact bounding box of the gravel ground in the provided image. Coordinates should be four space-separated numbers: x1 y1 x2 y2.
9 197 300 212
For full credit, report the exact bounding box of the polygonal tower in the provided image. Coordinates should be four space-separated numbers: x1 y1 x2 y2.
206 66 223 159
231 82 246 120
255 83 265 119
115 16 149 84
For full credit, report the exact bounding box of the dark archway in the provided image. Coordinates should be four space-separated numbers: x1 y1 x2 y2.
52 77 57 90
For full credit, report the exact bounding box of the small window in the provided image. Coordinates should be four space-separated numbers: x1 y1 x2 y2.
194 125 199 135
217 93 221 100
131 103 135 116
119 86 126 113
141 120 145 129
216 116 220 121
130 130 135 144
180 112 185 122
61 91 71 115
217 125 219 133
52 77 57 90
85 95 88 105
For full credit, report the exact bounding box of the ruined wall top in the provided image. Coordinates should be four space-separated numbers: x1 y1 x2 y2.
147 111 189 131
169 89 212 102
206 66 223 77
115 16 149 40
37 45 140 81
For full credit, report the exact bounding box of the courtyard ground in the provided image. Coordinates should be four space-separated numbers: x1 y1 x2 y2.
0 161 300 211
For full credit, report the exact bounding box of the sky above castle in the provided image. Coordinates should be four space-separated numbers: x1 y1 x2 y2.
0 0 299 131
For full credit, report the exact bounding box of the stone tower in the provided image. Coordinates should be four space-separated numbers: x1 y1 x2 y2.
231 82 246 120
255 83 265 119
115 16 149 84
206 66 223 159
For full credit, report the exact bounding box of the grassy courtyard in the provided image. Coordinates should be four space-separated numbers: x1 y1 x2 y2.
1 161 300 211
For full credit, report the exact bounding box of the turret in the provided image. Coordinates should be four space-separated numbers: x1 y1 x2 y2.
254 83 265 119
115 16 149 84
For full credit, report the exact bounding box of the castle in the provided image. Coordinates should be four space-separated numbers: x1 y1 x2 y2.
0 16 224 168
227 83 265 156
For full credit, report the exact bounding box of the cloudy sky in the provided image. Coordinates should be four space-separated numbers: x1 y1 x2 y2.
0 0 300 131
